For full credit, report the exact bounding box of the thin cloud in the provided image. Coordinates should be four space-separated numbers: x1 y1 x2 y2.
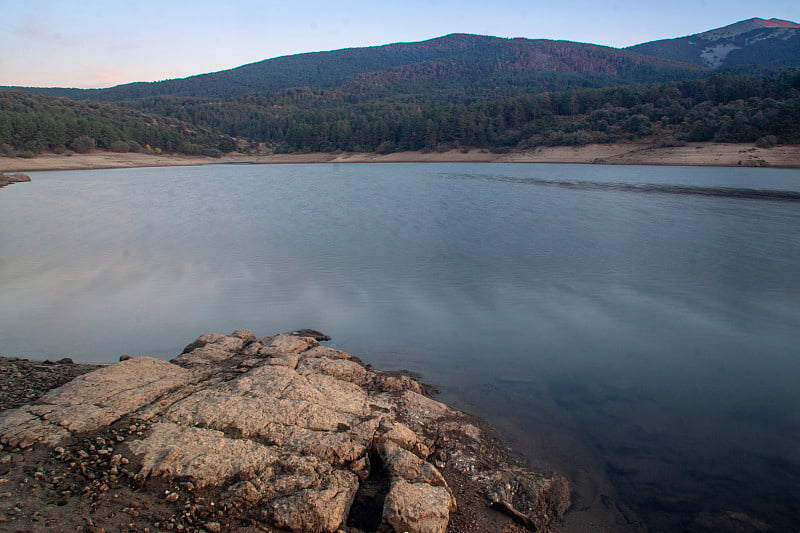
14 18 74 47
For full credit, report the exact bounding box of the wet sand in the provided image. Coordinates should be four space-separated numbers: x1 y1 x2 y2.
2 142 799 172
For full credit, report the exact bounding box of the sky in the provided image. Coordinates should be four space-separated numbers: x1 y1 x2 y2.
2 0 799 89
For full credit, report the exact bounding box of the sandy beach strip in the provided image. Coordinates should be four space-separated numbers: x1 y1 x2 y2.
2 142 799 172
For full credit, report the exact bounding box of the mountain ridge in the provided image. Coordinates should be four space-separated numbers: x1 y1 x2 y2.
628 17 800 69
3 18 797 101
4 33 710 102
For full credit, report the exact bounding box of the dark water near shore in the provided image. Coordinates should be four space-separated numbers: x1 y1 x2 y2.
1 163 799 530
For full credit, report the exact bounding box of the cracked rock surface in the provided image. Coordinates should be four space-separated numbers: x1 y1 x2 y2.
0 331 569 532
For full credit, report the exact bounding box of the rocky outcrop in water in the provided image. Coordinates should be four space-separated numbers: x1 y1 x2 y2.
0 331 569 532
0 171 31 189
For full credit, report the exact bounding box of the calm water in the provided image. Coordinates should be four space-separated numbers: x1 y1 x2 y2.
1 163 799 530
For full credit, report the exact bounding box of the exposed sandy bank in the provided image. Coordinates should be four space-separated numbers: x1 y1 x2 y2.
2 142 799 172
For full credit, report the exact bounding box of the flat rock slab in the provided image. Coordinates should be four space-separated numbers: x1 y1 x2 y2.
0 330 569 532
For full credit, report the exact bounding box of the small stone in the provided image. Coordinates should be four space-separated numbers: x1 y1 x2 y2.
164 492 179 503
204 522 221 533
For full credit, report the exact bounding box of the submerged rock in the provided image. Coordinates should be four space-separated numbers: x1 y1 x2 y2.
0 171 31 188
0 330 569 532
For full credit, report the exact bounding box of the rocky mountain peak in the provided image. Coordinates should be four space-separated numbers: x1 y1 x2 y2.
697 17 800 41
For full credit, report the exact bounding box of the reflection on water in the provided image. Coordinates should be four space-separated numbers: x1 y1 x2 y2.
1 163 799 530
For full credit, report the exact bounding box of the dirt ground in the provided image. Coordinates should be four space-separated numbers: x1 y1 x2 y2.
2 142 799 173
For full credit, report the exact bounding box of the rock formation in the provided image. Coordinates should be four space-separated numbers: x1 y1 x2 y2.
0 171 31 189
0 330 569 532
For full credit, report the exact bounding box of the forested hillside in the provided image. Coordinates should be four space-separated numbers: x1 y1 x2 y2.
2 71 798 157
126 71 800 153
5 34 708 103
0 92 236 157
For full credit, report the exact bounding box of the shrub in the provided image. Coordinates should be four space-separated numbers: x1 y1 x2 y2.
217 137 237 153
201 148 222 158
755 135 778 149
0 143 14 156
51 145 66 154
71 136 96 154
376 141 395 154
655 135 687 148
128 140 143 153
489 146 511 154
16 151 36 159
110 140 130 153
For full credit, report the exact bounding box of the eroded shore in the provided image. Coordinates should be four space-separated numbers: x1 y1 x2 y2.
0 330 595 533
2 142 799 173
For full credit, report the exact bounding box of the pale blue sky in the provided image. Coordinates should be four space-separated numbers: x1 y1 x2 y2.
2 0 798 88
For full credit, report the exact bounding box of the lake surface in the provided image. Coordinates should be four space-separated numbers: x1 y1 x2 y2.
1 163 799 530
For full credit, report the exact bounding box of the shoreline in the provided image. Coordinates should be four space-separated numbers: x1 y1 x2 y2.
2 142 799 172
0 350 641 533
0 332 592 533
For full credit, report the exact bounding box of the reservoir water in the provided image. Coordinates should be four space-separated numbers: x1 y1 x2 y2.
1 163 799 530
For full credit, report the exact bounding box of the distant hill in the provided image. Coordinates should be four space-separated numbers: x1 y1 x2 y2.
2 19 798 156
3 34 708 103
628 18 800 69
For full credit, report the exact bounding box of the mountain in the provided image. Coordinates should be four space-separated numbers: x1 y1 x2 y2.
4 34 708 103
3 19 799 156
628 18 800 69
